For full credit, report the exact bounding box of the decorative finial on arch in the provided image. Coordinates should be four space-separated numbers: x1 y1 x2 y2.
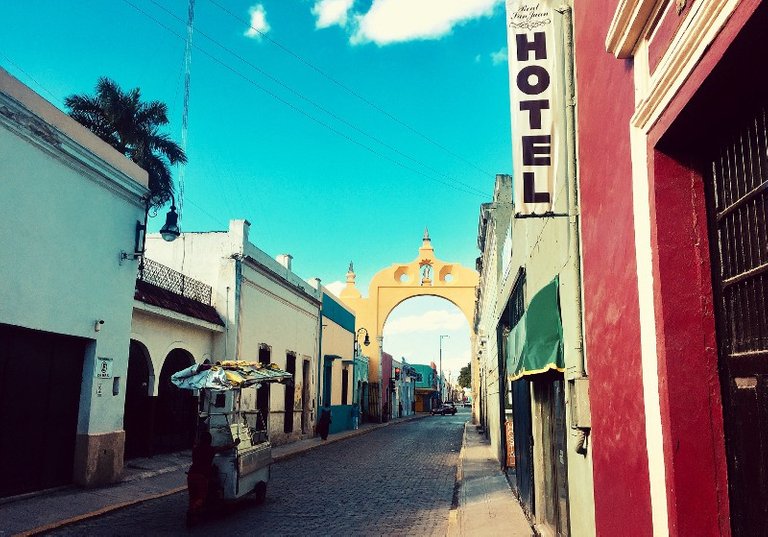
341 259 361 299
346 261 356 284
419 227 435 260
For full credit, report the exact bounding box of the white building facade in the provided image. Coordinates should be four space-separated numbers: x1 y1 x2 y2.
0 68 149 494
145 219 321 446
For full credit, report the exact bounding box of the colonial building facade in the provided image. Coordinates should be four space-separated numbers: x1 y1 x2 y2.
0 68 149 495
577 0 768 534
475 1 768 535
145 219 322 446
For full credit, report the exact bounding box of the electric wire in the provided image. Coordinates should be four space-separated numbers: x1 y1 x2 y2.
119 0 488 199
206 0 495 179
145 0 487 197
0 54 65 108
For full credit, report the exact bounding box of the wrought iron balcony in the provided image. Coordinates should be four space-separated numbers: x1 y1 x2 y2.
138 258 213 306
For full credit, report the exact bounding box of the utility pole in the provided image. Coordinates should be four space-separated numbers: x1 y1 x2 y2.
439 335 449 403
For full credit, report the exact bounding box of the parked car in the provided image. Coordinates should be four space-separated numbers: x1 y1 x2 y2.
462 401 471 407
431 403 457 416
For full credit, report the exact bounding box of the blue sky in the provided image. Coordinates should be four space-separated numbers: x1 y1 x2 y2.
1 0 511 379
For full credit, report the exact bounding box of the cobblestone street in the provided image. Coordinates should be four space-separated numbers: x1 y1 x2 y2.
48 412 467 536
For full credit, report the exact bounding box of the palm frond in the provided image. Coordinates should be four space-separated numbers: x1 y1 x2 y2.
65 77 187 208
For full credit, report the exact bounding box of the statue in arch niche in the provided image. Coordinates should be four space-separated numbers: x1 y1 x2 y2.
420 262 432 285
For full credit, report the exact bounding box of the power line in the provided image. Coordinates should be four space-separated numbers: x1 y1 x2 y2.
206 0 495 179
119 0 488 199
145 0 487 197
0 54 65 108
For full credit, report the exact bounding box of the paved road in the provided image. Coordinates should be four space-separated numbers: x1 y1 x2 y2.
48 409 469 536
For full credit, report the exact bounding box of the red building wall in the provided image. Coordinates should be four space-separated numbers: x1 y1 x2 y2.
381 351 393 416
573 4 654 535
574 0 764 534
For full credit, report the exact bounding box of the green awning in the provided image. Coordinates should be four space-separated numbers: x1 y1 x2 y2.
506 277 564 380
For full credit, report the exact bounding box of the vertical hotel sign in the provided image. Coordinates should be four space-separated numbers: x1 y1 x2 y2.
506 0 566 215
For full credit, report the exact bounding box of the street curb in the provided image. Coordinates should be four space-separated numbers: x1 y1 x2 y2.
17 414 429 535
15 486 187 537
447 421 469 537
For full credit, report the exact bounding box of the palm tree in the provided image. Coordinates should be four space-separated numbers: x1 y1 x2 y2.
65 77 186 208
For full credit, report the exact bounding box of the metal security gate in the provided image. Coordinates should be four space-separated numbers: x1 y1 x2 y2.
511 378 534 515
706 105 768 535
0 324 85 497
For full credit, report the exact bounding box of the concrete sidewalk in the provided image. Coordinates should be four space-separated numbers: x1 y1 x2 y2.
448 423 533 537
1 415 533 536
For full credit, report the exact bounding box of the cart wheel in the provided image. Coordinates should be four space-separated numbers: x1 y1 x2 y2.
253 482 267 504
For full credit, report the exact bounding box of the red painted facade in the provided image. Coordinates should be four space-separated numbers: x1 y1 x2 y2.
381 351 393 416
574 0 764 534
573 5 653 535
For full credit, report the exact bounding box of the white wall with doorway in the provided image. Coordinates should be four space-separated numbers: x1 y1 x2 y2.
0 67 148 488
145 219 322 446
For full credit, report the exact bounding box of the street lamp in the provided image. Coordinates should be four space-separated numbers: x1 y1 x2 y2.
355 327 370 355
439 334 449 402
159 197 180 241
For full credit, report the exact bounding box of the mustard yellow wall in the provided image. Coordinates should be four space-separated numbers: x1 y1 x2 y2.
340 232 479 391
322 316 353 405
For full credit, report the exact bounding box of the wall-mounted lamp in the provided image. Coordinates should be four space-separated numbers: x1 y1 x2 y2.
94 319 104 332
121 195 180 264
120 218 147 263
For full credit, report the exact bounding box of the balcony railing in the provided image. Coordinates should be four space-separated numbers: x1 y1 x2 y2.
138 258 213 305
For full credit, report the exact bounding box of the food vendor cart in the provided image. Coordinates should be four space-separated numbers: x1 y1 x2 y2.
170 360 291 522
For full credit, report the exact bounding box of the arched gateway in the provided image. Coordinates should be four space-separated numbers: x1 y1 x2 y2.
339 230 479 418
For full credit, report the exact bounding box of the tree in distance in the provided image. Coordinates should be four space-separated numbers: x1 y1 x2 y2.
457 362 471 389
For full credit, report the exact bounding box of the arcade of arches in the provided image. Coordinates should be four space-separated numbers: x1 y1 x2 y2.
124 341 198 458
339 230 479 418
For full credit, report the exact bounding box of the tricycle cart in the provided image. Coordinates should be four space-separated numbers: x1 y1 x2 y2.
170 360 291 525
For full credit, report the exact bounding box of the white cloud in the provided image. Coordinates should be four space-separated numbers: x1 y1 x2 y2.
324 280 345 297
384 309 466 335
312 0 355 29
490 46 507 65
244 4 270 39
350 0 502 45
474 54 482 63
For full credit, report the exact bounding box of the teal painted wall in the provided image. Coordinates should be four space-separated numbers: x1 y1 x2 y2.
412 364 437 390
322 293 355 333
329 405 354 433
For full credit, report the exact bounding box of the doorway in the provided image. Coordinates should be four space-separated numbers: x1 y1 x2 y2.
257 345 271 432
533 375 569 536
301 359 310 433
653 5 768 532
0 324 86 497
704 103 768 534
284 353 296 434
153 349 196 453
124 340 153 458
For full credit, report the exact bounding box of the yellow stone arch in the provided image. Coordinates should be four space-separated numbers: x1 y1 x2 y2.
339 230 479 409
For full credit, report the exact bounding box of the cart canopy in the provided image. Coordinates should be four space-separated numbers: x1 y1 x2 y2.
171 360 292 391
